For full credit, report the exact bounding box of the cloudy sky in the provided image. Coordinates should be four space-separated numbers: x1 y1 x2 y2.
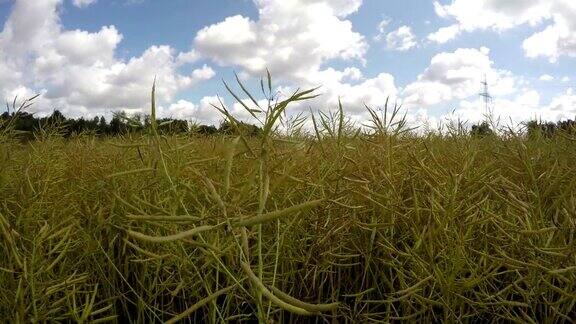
1 0 576 127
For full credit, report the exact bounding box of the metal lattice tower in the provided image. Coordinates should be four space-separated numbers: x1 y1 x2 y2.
479 74 493 117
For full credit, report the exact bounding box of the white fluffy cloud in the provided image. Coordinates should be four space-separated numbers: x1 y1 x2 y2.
374 20 417 51
430 0 576 61
375 18 390 37
403 45 575 127
448 88 576 127
427 25 461 44
305 69 397 113
0 0 213 118
403 47 517 108
431 0 549 34
1 0 572 128
546 89 576 117
193 0 399 120
539 74 554 81
160 96 223 125
72 0 97 7
194 0 367 79
382 26 417 51
522 17 576 62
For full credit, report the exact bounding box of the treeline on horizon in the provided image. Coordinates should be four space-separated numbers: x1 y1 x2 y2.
0 109 262 138
1 108 576 140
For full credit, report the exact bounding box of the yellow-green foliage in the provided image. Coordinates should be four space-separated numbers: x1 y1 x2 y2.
1 131 575 323
1 82 575 322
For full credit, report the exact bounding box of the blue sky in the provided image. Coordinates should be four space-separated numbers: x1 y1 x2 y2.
1 0 576 127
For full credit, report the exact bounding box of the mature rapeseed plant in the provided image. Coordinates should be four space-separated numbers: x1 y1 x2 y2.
1 75 575 323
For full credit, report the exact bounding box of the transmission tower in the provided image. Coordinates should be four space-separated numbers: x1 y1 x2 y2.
479 74 493 117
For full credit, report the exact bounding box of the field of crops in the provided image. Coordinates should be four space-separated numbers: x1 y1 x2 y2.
1 85 576 323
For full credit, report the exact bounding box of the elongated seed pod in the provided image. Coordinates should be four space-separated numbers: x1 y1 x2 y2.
224 137 240 196
204 178 226 214
123 238 166 259
240 261 316 316
165 285 236 324
392 275 433 296
240 227 250 260
548 266 576 274
126 215 202 222
270 286 339 312
126 225 216 243
234 199 324 228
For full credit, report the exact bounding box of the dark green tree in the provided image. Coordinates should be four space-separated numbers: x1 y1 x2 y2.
470 121 494 137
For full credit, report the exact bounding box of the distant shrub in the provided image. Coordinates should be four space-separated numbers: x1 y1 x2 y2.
470 121 494 137
194 124 218 136
526 119 576 139
219 120 263 137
